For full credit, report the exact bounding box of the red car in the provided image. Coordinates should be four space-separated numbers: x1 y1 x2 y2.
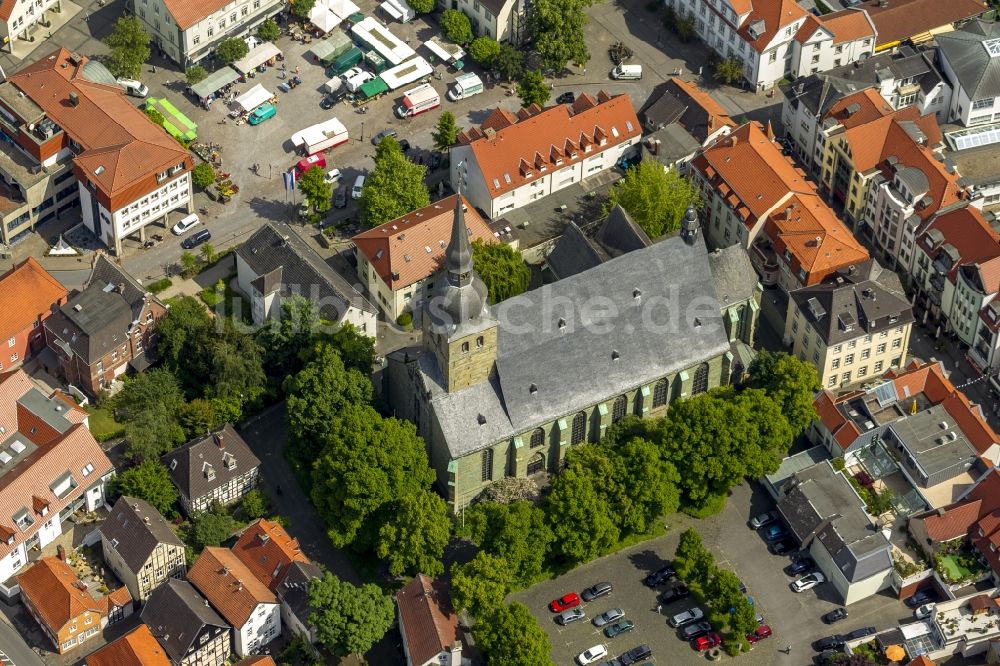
549 593 580 613
747 625 773 644
693 632 722 651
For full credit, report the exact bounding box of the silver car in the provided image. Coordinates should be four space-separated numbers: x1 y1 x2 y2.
556 608 586 625
593 608 625 627
668 606 705 627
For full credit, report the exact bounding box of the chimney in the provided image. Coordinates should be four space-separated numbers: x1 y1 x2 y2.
730 135 738 147
785 206 792 219
144 516 150 524
236 580 243 592
215 433 224 449
117 282 125 294
68 92 79 106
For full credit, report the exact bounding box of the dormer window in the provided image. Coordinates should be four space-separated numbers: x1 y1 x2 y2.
203 462 215 481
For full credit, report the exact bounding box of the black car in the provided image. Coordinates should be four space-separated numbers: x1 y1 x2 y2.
814 650 843 665
581 582 613 602
823 608 848 624
398 139 412 152
679 620 713 641
905 588 940 608
618 644 652 665
181 229 211 249
320 89 346 109
847 626 877 640
643 565 677 587
556 91 575 104
658 583 690 604
812 635 845 652
769 538 797 555
371 128 398 145
333 186 348 209
786 558 816 576
428 151 443 170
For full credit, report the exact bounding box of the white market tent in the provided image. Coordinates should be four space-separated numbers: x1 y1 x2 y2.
423 38 464 63
309 0 360 33
380 56 432 90
379 0 414 22
234 84 273 113
351 17 414 66
233 42 282 75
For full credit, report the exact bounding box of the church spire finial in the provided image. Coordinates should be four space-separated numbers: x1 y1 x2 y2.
446 161 474 281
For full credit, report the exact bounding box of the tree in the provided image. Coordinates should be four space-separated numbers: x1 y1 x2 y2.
291 0 317 19
191 162 215 189
494 43 525 82
475 602 551 666
113 369 185 422
358 136 430 227
241 489 269 520
375 490 451 576
180 251 198 276
517 70 550 108
123 403 186 461
747 351 820 435
204 322 266 412
673 528 715 591
310 405 435 550
529 0 592 71
185 66 208 85
190 502 239 550
216 37 249 64
451 552 513 617
104 16 150 79
463 500 553 586
714 56 744 85
469 36 501 66
178 398 220 438
441 9 473 44
471 240 530 304
546 467 619 564
606 160 702 238
318 322 376 375
108 461 179 518
256 18 280 42
259 294 321 377
432 112 460 153
144 107 166 127
299 166 332 214
155 296 213 385
199 242 215 264
407 0 434 11
308 573 394 657
609 437 680 534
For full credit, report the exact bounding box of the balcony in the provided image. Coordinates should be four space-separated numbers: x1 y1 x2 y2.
929 272 945 292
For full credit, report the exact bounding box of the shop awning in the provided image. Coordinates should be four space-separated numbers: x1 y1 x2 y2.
233 42 282 75
380 1 404 20
145 97 197 141
234 84 273 113
357 77 389 99
189 66 240 99
309 31 353 65
310 7 344 33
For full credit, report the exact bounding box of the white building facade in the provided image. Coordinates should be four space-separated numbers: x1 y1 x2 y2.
235 601 280 657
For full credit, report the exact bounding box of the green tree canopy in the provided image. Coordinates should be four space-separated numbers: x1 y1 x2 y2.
673 528 715 591
529 0 592 71
517 70 550 108
469 36 501 66
609 437 681 534
241 489 269 520
259 294 321 377
113 369 185 422
185 66 208 85
376 490 451 576
475 602 552 666
312 322 376 375
299 165 333 213
256 18 281 42
471 240 530 304
190 502 240 551
177 398 221 438
493 43 525 82
407 0 434 11
747 350 820 435
358 136 430 227
104 16 151 79
714 56 745 85
463 500 553 586
546 466 619 564
108 461 178 518
191 162 215 189
216 37 249 64
123 402 187 461
450 552 514 617
605 160 702 238
432 111 460 153
441 9 473 44
291 0 316 18
308 573 394 657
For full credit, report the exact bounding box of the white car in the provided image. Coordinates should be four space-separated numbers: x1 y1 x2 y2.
324 168 342 185
668 606 704 627
340 66 364 81
351 174 366 199
914 603 936 620
792 572 825 592
171 213 200 236
576 644 608 665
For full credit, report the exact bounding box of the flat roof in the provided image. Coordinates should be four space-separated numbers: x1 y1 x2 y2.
887 403 978 479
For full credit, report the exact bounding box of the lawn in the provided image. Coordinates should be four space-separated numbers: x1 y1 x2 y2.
939 554 972 581
84 405 125 442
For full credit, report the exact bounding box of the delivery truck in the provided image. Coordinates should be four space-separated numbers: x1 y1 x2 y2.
447 72 484 101
395 83 440 118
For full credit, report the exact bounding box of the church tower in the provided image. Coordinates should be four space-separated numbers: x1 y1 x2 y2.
422 184 498 393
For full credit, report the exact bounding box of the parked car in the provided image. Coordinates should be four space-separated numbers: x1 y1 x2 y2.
693 633 722 651
171 213 200 235
181 229 211 250
669 607 704 627
763 524 790 541
847 626 877 640
618 644 652 665
792 572 825 592
320 88 347 109
906 588 941 608
550 593 581 612
786 558 816 576
248 103 277 125
746 625 772 644
556 608 586 625
340 66 364 81
334 186 348 208
823 608 849 624
582 582 613 602
749 511 778 529
428 151 443 170
577 644 608 665
643 564 677 587
593 608 625 627
658 583 690 604
556 91 575 104
604 619 635 638
351 174 366 199
398 138 411 152
324 168 342 184
371 128 398 145
914 604 936 620
812 635 845 651
814 650 843 665
769 538 797 555
679 620 713 640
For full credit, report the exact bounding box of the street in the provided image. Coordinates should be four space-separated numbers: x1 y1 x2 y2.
0 622 45 666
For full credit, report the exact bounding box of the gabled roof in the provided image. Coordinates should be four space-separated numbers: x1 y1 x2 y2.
641 78 734 141
275 560 323 627
141 579 230 663
918 499 984 541
457 92 641 199
789 275 913 345
708 245 759 309
236 657 278 666
917 206 1000 284
85 625 171 666
160 0 232 30
796 9 875 45
101 496 184 572
352 195 496 291
937 20 1000 100
88 254 153 320
737 0 807 54
232 519 309 592
187 547 276 628
162 425 260 506
0 257 67 342
396 574 461 666
17 557 106 633
857 0 987 47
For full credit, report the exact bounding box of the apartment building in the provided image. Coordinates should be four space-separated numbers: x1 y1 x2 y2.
450 92 641 219
100 496 186 603
163 425 260 515
789 9 875 80
856 0 986 53
396 574 463 666
448 0 528 43
0 0 66 55
142 578 233 666
785 270 913 389
136 0 284 67
0 370 113 589
86 625 171 666
0 49 192 255
0 257 67 370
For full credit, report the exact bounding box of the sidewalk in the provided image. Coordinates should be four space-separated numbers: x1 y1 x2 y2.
156 253 236 301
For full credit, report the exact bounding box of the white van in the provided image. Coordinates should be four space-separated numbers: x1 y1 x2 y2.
610 63 642 80
351 174 366 199
344 70 375 93
395 83 440 118
117 78 149 98
447 73 484 101
171 213 200 235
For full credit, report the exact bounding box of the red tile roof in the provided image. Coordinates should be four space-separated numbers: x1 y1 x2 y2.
858 0 987 47
921 499 983 541
187 547 276 628
235 657 277 666
86 625 170 666
395 574 460 666
231 519 309 592
665 78 735 137
17 557 105 634
737 0 808 53
160 0 232 30
0 257 68 343
917 206 1000 284
457 92 641 199
906 656 936 666
818 9 876 44
813 389 864 450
